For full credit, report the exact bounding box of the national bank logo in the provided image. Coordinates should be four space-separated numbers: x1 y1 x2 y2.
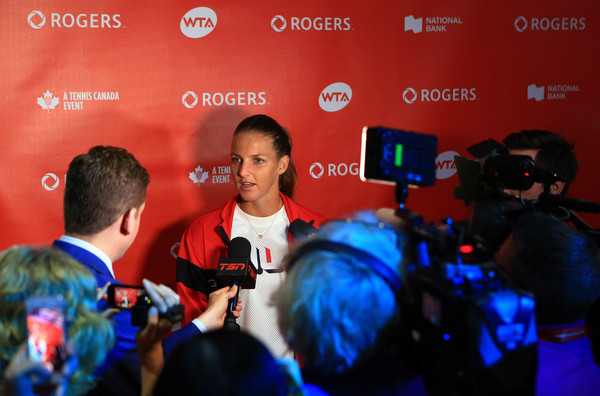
181 90 267 107
319 82 352 112
527 83 580 101
27 10 122 29
189 164 231 185
270 15 351 32
181 7 217 38
402 87 477 103
404 14 463 33
514 16 586 32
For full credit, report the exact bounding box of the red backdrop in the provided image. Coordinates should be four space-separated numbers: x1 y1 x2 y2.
2 1 599 285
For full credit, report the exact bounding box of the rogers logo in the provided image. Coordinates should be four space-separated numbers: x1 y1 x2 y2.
28 11 122 29
403 87 477 103
271 15 286 32
309 162 324 179
41 173 60 191
271 15 351 31
319 82 352 112
514 16 586 32
170 243 180 259
310 162 358 178
402 88 417 104
181 7 217 38
435 151 459 179
182 91 198 108
514 16 528 32
28 11 46 29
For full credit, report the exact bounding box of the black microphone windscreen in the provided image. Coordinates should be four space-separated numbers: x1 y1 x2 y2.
289 219 319 240
228 236 251 258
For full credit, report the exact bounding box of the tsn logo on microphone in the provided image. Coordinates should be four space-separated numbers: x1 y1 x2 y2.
217 262 257 281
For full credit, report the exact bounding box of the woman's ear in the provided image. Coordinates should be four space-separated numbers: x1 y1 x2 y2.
278 155 289 175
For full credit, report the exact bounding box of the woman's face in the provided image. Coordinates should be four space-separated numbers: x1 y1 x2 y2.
230 131 288 207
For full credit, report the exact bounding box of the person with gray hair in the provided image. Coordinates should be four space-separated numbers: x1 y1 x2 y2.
276 212 427 395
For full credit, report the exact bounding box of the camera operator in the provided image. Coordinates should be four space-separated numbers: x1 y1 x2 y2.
502 129 578 200
495 212 600 395
275 212 427 396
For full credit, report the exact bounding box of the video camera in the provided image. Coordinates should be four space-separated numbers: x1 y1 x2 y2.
453 138 600 249
360 127 538 396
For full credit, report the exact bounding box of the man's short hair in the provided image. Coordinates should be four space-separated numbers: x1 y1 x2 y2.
510 213 600 325
503 130 578 194
64 146 149 235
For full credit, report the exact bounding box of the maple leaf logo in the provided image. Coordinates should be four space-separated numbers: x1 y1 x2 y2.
189 165 210 185
37 90 60 111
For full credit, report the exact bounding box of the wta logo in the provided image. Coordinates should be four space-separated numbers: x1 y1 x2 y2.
318 82 352 112
181 7 217 38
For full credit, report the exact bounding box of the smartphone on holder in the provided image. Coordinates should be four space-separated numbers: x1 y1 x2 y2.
107 284 151 310
25 295 66 371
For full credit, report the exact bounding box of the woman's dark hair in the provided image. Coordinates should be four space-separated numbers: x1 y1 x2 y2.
234 114 297 198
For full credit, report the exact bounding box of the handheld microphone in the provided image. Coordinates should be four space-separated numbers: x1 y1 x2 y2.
216 237 257 331
289 219 319 241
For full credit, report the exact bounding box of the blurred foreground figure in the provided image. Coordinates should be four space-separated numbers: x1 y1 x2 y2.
0 246 114 396
277 212 427 396
151 330 287 396
496 212 600 396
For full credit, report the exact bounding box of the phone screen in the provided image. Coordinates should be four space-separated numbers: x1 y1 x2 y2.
108 285 149 309
26 297 66 369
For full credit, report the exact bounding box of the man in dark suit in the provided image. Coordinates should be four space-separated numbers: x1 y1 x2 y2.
52 146 237 395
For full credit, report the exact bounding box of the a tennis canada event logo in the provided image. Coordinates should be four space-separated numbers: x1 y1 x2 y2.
37 90 60 111
189 164 231 185
319 82 352 112
181 7 217 38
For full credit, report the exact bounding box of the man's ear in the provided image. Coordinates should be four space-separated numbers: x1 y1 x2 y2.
119 208 136 236
278 155 289 175
551 180 565 195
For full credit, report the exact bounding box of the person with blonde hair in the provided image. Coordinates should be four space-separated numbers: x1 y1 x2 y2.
0 246 115 396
